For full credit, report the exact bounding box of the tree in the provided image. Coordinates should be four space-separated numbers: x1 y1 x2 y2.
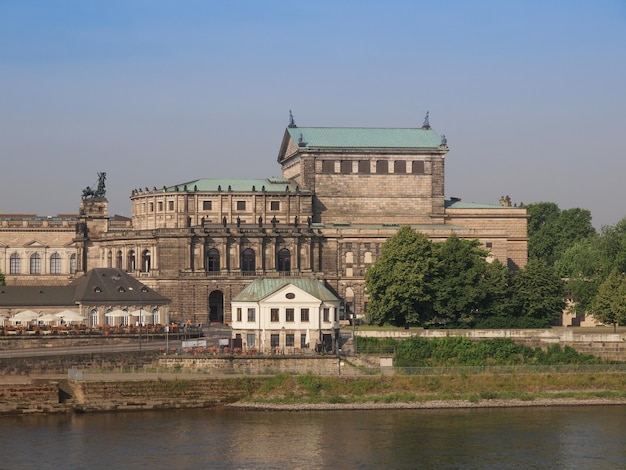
432 236 508 326
591 269 626 332
527 203 596 266
365 226 438 326
0 270 4 286
510 259 565 326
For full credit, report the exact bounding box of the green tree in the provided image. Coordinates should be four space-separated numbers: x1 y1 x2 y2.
591 269 626 332
527 203 595 266
510 259 565 326
0 270 4 286
432 236 508 326
365 226 438 326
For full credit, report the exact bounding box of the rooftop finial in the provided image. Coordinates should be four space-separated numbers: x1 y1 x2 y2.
288 109 297 128
422 111 430 129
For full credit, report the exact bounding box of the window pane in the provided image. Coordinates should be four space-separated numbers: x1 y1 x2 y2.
286 308 294 322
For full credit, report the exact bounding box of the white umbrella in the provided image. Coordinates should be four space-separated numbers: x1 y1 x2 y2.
105 309 130 326
38 314 61 325
105 309 129 318
10 310 40 324
128 309 151 325
55 310 86 323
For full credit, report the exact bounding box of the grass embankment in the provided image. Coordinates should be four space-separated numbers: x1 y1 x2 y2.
239 371 626 407
238 337 626 408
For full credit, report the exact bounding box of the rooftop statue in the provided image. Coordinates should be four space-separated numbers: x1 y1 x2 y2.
82 172 107 199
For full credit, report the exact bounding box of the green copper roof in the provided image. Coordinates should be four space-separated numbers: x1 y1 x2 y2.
233 278 340 303
287 127 444 149
445 199 506 209
163 178 310 194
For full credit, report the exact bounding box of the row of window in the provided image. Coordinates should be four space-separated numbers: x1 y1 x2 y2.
143 200 283 213
236 307 335 323
8 253 76 275
106 250 151 273
241 332 309 349
321 160 426 175
206 248 291 273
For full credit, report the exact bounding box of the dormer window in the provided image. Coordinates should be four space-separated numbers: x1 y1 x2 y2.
94 287 102 293
118 286 126 293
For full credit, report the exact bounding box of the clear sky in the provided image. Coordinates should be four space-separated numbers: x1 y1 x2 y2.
1 1 624 228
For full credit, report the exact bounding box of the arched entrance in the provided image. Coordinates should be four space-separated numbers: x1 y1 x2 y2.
208 290 224 323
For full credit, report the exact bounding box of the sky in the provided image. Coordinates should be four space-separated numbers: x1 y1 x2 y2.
1 0 625 228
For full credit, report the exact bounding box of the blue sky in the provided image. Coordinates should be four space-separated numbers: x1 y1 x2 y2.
1 1 625 228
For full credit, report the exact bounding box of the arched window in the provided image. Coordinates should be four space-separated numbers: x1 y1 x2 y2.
69 253 77 274
107 250 113 268
206 248 220 272
152 308 160 325
9 253 20 274
128 250 136 271
105 308 114 326
241 248 255 273
345 252 354 264
90 309 98 327
30 253 42 274
141 249 151 273
50 253 61 274
277 248 291 272
116 250 123 269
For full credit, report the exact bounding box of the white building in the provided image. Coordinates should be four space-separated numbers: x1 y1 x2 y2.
231 278 341 353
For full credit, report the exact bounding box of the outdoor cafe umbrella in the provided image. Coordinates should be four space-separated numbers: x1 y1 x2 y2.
105 309 129 324
9 310 40 324
38 314 61 325
128 309 150 325
55 310 86 323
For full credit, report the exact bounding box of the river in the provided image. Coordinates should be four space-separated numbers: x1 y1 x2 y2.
2 406 625 469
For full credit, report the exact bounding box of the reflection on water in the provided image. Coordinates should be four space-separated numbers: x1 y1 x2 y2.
1 406 625 469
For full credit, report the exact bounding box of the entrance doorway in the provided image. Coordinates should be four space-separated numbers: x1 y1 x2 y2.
208 290 224 323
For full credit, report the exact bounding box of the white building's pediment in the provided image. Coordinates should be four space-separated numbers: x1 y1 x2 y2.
263 284 322 305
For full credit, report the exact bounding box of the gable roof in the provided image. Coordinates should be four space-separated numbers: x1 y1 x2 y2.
70 268 169 304
0 268 169 308
232 278 340 303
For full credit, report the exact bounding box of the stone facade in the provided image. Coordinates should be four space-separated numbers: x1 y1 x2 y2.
0 116 528 324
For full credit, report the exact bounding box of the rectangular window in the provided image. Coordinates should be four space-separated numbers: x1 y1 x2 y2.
412 161 425 174
323 308 330 322
271 334 280 348
334 308 338 322
321 160 335 174
236 308 242 322
237 201 246 211
247 333 255 348
376 161 388 174
270 201 280 211
300 333 307 348
340 160 352 174
247 308 256 322
286 334 295 347
158 201 163 211
486 242 493 249
358 160 370 173
203 201 212 210
394 160 406 173
271 308 279 322
286 308 294 322
300 308 309 322
9 255 20 275
168 200 174 211
149 202 154 212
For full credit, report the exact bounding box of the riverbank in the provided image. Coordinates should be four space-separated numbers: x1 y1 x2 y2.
2 370 626 415
227 397 626 411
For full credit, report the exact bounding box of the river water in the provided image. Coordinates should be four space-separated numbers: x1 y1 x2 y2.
2 406 625 469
